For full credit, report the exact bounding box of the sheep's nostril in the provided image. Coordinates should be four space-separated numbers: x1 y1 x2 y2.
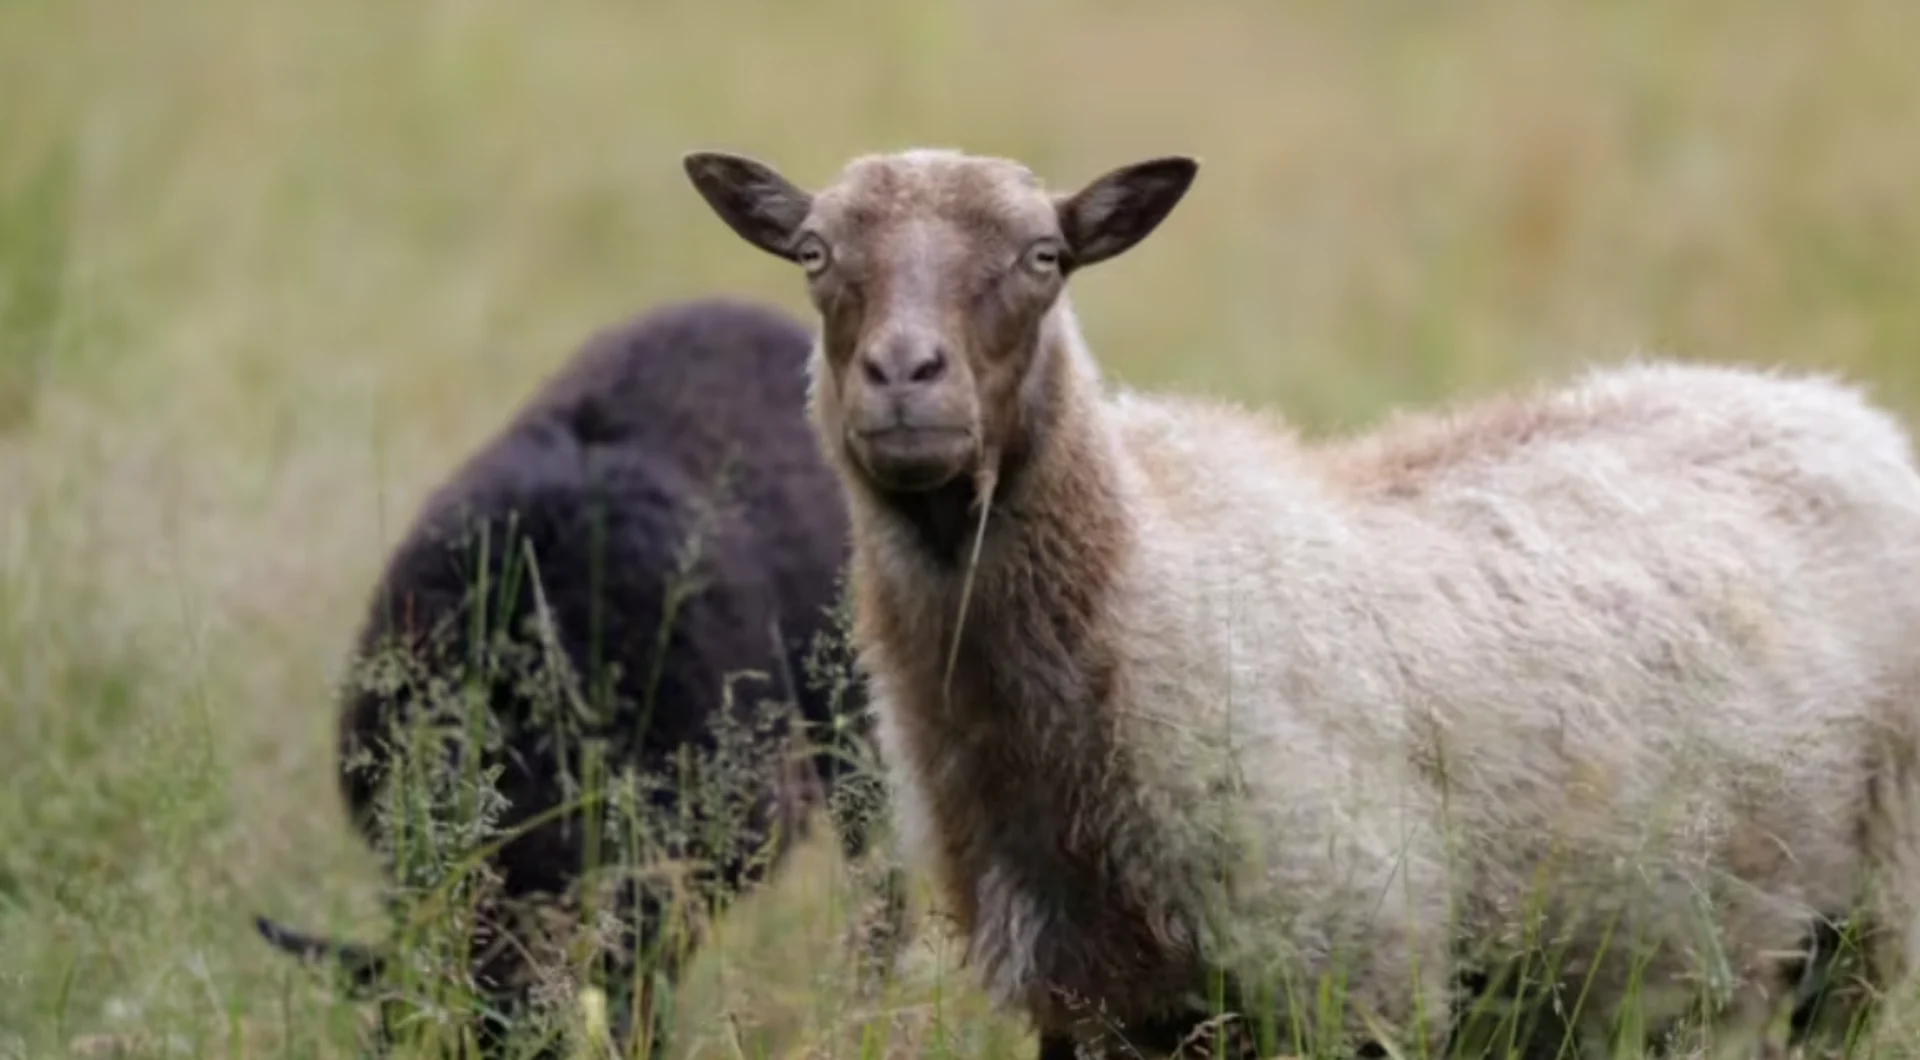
908 349 948 384
862 341 948 389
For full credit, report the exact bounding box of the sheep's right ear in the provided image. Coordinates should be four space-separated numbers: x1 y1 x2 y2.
682 151 814 262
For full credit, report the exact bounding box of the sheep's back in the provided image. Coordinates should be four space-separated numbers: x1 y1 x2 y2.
515 296 852 624
335 298 854 897
1100 361 1920 997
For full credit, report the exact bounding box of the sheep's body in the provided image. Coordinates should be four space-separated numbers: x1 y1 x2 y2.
680 146 1920 1058
258 298 898 1057
869 350 1920 1055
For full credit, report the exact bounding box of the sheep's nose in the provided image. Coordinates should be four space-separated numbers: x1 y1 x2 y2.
860 338 950 392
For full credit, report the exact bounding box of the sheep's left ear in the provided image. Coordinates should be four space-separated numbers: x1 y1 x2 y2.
1055 156 1199 269
683 151 814 262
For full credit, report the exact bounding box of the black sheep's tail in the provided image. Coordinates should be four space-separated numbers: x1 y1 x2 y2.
254 912 388 996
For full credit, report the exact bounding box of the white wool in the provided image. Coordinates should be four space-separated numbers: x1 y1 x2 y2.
890 352 1920 1054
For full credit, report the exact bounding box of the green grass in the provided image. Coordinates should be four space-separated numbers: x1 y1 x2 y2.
4 0 1920 1056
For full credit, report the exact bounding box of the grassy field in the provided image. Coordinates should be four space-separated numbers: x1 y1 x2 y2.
5 0 1920 1056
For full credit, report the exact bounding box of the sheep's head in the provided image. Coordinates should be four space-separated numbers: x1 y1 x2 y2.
682 148 1197 495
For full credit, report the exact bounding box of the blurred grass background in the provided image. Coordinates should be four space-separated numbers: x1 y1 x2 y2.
3 0 1920 1056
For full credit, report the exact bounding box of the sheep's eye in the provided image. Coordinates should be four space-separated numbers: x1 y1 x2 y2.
1022 240 1063 275
795 235 832 276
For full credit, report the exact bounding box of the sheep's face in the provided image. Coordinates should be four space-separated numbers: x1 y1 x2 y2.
683 148 1197 495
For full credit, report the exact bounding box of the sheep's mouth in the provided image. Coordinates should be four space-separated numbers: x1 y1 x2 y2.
852 425 976 492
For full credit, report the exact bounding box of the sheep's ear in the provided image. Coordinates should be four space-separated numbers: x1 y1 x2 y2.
683 151 814 262
1055 156 1199 269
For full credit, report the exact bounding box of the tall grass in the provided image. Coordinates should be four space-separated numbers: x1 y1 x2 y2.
3 0 1920 1056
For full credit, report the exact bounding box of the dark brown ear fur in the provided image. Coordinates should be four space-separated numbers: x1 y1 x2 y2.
1055 156 1199 269
683 151 814 261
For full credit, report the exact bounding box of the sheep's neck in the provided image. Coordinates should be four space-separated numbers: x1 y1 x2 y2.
864 321 1128 737
853 325 1192 1015
875 475 988 568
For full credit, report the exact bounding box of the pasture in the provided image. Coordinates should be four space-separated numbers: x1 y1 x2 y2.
3 0 1920 1056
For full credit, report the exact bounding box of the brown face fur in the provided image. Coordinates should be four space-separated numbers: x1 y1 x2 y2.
683 148 1198 497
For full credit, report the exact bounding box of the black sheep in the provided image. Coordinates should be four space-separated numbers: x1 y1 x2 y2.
255 297 902 1057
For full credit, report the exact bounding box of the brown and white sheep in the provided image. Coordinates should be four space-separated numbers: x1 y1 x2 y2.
681 147 1920 1059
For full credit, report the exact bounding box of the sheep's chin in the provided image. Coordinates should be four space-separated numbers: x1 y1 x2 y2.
851 427 975 493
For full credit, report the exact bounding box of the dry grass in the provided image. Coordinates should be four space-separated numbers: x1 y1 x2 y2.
4 0 1920 1056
